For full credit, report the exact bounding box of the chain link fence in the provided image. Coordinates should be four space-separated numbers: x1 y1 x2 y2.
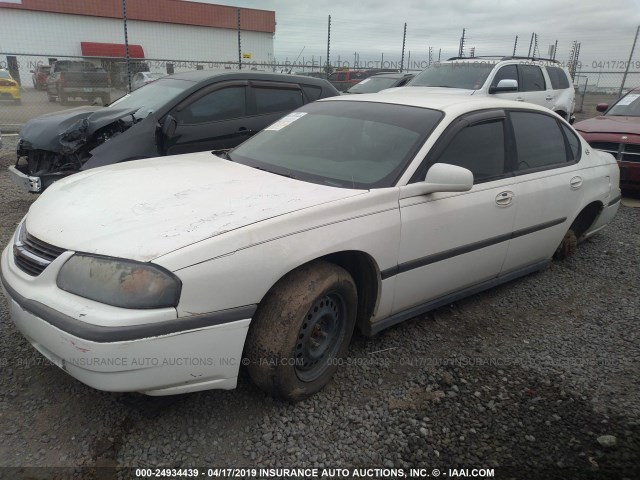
1 1 639 131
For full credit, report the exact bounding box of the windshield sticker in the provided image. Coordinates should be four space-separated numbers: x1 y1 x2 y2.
617 94 640 106
265 112 307 131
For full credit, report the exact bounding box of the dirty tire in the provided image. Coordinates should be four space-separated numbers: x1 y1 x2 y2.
245 261 358 402
554 228 578 260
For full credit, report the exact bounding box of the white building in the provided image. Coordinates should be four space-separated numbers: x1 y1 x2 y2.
0 0 275 84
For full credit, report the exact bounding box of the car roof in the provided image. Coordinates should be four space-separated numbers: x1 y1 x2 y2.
322 89 557 116
166 69 333 87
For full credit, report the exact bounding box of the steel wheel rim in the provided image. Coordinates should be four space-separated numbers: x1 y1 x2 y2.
295 292 346 382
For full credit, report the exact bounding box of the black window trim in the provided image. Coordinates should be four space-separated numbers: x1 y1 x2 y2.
507 109 580 176
409 108 513 185
174 80 249 113
247 81 305 117
172 83 249 125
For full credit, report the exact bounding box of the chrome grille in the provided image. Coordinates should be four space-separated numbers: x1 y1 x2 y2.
590 141 640 163
13 223 66 276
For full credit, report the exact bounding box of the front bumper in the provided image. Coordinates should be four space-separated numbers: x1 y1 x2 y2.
619 160 640 191
1 244 253 395
8 165 42 193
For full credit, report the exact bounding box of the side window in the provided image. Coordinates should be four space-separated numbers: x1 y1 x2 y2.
561 123 581 161
436 120 506 182
176 86 246 124
517 65 546 91
336 72 346 81
254 87 303 115
511 111 568 170
546 66 571 89
490 65 518 88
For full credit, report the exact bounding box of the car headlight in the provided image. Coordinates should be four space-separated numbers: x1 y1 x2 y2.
57 254 181 309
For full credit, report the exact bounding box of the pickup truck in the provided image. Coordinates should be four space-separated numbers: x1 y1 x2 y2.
46 60 111 105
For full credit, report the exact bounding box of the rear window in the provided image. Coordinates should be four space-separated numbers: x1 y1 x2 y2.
546 66 570 89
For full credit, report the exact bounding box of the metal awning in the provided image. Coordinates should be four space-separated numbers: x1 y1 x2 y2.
80 42 145 59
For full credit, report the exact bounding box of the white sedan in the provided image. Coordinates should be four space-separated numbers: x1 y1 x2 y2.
0 92 620 401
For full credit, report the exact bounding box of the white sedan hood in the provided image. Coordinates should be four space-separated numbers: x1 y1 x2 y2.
26 152 364 261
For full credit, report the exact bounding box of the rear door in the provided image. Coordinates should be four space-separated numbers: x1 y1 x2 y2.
246 80 305 132
500 110 583 273
518 64 552 110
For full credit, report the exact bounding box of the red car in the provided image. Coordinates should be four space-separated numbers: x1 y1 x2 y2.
31 64 51 90
574 88 640 192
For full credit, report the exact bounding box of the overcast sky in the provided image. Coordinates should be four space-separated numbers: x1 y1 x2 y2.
195 0 639 69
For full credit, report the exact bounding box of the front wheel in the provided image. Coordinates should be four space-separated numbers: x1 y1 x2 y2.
245 261 358 402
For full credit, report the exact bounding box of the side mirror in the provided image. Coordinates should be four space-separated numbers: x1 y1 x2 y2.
400 163 474 198
161 114 177 138
596 103 608 113
489 79 518 94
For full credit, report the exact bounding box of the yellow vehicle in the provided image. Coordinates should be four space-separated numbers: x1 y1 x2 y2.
0 69 21 104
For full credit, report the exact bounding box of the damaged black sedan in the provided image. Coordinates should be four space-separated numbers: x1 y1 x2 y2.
9 70 339 193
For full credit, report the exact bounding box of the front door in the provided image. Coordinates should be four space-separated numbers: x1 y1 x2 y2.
392 112 517 313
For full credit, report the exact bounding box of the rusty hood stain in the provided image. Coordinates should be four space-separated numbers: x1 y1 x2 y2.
25 152 366 262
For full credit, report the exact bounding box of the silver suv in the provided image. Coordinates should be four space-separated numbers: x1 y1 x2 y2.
397 56 575 123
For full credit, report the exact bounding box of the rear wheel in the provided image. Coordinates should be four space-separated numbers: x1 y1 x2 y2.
245 261 358 402
554 228 578 260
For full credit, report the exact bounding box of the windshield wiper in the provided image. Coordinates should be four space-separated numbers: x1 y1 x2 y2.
252 165 297 180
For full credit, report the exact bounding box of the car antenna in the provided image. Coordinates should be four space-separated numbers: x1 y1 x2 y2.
288 46 305 74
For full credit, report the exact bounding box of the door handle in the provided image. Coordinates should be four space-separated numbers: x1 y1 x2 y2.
496 191 514 206
545 95 553 101
238 127 252 134
570 176 583 190
515 97 525 102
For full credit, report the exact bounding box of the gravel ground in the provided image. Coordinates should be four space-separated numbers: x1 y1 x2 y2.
0 134 638 480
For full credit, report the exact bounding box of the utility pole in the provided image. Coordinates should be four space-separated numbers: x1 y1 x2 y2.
619 25 640 97
400 23 407 72
438 48 441 62
237 8 242 69
326 15 331 73
527 32 535 57
428 46 433 66
121 0 131 92
553 39 558 60
513 35 518 56
458 28 466 57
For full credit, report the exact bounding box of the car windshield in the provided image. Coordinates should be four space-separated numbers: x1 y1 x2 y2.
606 92 640 116
409 62 495 90
346 77 401 94
108 78 194 118
0 70 11 79
229 101 443 189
